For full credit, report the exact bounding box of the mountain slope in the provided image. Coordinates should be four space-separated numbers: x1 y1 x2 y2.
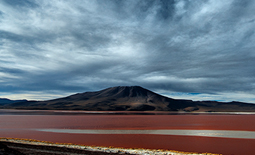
3 86 255 112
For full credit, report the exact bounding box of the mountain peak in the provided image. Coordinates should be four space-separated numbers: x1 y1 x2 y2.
97 86 154 98
107 86 145 90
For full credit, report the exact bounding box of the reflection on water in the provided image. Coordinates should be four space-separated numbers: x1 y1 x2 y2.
36 129 255 139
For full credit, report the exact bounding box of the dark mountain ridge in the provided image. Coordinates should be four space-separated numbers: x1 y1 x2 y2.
2 86 255 112
0 98 27 105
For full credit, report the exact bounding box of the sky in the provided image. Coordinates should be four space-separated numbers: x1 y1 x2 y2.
0 0 255 103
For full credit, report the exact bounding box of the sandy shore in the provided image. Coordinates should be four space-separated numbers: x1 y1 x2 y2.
0 138 220 155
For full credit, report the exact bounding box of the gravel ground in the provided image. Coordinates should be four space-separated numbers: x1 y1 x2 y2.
0 138 220 155
0 141 123 155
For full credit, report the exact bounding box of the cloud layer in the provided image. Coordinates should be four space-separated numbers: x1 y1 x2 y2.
0 0 255 102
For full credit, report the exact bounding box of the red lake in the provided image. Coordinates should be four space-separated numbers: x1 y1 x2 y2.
1 110 255 155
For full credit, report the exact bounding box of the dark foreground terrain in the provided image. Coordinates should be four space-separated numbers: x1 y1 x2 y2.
0 141 126 155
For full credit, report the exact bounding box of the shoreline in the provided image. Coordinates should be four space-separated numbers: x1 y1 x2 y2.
1 109 255 115
0 138 220 155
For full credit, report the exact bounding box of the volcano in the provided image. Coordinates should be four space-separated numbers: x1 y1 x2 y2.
3 86 255 112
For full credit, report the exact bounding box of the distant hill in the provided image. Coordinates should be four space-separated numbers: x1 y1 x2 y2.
0 98 27 105
2 86 255 112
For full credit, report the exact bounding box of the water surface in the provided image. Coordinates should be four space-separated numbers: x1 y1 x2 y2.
1 110 255 155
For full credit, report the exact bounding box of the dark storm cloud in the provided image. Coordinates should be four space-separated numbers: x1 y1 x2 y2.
0 0 255 102
2 0 38 8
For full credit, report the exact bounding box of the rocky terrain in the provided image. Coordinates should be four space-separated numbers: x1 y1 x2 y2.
0 138 220 155
2 86 255 112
